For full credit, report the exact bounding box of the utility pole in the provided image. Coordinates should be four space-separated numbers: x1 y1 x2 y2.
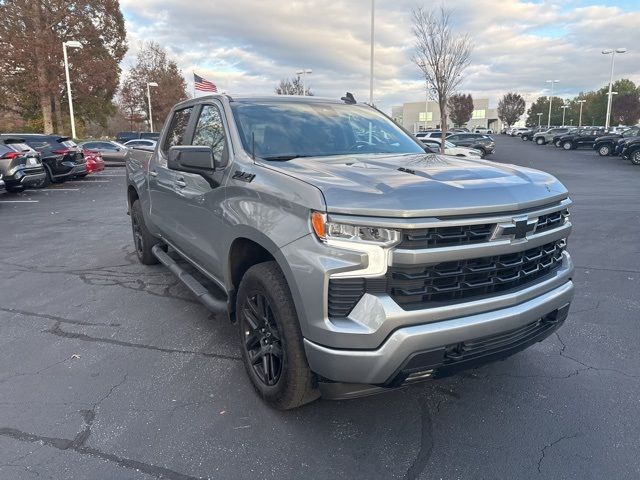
369 0 375 105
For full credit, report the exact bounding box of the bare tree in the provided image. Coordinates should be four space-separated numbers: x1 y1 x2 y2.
412 7 472 152
275 76 312 96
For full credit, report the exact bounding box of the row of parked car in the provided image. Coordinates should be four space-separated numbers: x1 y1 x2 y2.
415 130 496 157
0 133 159 195
520 126 640 165
510 125 640 165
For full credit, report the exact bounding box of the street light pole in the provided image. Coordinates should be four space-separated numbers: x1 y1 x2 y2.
577 99 586 127
537 112 543 127
602 48 626 130
62 40 83 139
546 80 559 129
369 0 375 105
295 69 312 96
146 82 158 132
561 105 569 127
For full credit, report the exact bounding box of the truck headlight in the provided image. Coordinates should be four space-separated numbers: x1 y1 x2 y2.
311 212 400 246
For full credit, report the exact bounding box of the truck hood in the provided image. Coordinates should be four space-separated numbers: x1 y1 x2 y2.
262 153 568 218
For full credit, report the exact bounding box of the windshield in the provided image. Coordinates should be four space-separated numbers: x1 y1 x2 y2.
231 101 424 160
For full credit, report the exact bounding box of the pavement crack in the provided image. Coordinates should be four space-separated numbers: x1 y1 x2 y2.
0 307 120 327
537 434 579 473
403 398 433 480
0 354 77 385
0 423 205 480
70 374 128 449
45 322 241 362
555 332 639 380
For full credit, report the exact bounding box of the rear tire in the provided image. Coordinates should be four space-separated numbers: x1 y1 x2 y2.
536 137 545 145
598 144 611 156
631 151 640 165
130 199 160 265
237 261 319 410
554 140 562 148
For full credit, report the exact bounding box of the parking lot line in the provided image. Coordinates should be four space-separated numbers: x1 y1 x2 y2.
67 180 111 183
0 199 39 203
31 188 80 192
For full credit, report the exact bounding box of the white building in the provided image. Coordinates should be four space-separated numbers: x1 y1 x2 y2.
392 98 503 133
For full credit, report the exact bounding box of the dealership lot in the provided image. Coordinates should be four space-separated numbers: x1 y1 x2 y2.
1 137 639 479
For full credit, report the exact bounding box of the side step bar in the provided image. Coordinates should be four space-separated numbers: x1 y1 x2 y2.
152 244 228 314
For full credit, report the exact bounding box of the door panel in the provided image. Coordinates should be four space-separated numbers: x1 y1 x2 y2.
167 102 231 281
148 107 194 245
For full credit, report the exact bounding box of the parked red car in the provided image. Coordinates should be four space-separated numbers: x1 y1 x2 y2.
82 149 105 174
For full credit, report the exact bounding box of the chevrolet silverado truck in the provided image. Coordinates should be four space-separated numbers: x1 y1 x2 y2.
125 94 574 409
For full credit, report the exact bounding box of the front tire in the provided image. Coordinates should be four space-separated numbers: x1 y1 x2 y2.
237 261 319 410
631 151 640 165
554 139 562 148
562 141 574 150
130 199 160 265
598 144 611 156
536 137 545 145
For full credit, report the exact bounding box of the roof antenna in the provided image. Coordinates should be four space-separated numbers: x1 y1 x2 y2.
341 92 356 104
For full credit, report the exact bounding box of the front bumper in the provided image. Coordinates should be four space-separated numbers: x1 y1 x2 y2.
305 280 573 385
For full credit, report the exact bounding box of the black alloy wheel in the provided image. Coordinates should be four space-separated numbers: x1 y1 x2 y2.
131 210 144 257
241 293 283 386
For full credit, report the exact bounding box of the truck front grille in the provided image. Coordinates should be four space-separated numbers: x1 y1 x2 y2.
398 224 493 249
387 239 566 309
397 208 568 249
327 239 566 317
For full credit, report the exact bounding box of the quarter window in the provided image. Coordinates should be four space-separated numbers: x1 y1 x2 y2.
192 105 227 164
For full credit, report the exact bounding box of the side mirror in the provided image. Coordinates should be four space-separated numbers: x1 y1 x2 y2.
168 145 217 172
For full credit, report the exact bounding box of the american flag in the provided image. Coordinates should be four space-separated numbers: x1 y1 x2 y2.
194 73 218 93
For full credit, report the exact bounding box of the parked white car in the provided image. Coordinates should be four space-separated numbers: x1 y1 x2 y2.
510 127 529 137
421 137 484 158
474 127 493 134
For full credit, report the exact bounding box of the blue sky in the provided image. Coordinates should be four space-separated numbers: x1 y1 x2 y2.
120 0 640 111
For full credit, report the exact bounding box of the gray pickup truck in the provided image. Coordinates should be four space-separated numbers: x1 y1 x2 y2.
126 94 574 409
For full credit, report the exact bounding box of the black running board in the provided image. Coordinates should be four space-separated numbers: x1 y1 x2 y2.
152 244 228 314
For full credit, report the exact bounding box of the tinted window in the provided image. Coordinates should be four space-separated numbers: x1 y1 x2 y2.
162 107 193 153
192 105 227 164
448 135 460 141
231 101 424 160
99 142 118 150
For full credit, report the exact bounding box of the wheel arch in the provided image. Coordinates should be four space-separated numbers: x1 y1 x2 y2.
227 229 305 323
127 184 139 211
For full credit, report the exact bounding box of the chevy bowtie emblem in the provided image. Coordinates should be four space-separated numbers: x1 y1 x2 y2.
491 216 538 242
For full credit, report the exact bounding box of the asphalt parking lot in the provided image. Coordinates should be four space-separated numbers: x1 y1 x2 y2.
1 137 639 480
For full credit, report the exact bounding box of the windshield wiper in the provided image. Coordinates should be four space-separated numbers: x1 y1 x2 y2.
261 155 312 161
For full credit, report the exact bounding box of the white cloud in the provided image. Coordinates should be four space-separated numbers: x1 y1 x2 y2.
120 0 640 111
